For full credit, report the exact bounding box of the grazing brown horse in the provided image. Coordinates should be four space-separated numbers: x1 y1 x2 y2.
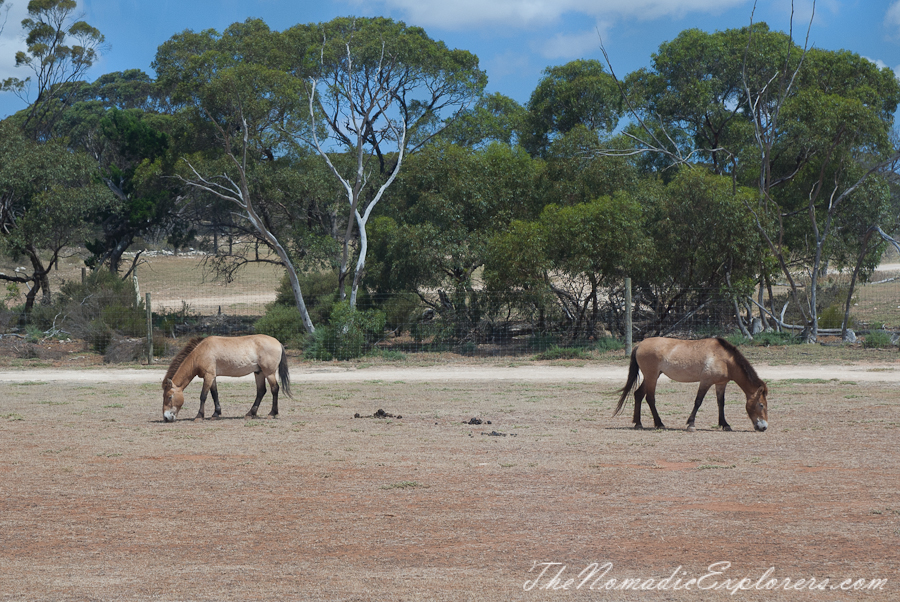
162 335 291 422
613 337 768 432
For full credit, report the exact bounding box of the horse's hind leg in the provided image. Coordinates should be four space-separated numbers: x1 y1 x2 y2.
716 383 731 431
686 384 711 432
245 372 267 418
645 393 665 430
632 382 646 429
267 373 279 418
209 383 221 419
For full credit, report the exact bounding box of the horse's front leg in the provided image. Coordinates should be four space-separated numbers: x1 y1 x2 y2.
643 377 665 429
196 375 218 421
246 372 266 418
686 384 712 432
716 383 731 431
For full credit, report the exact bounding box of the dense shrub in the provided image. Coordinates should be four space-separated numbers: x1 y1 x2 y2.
534 345 592 360
819 303 855 330
594 337 625 352
862 330 893 349
32 270 146 353
380 293 423 333
273 271 340 326
253 305 307 349
304 301 386 361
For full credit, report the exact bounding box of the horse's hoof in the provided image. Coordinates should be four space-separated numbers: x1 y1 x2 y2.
267 414 279 420
244 414 257 419
633 424 643 430
193 415 204 421
723 425 732 432
686 425 696 432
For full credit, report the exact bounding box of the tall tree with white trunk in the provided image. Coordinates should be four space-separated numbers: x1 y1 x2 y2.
290 17 487 307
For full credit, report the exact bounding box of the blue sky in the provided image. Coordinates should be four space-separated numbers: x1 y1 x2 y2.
0 0 898 119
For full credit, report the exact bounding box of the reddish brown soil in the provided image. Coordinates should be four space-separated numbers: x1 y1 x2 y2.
0 366 898 601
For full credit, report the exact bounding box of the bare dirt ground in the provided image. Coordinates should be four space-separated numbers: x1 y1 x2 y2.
0 357 898 601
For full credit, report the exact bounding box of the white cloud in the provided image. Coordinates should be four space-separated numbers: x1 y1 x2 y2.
888 1 900 32
0 0 29 82
534 25 610 60
351 0 746 30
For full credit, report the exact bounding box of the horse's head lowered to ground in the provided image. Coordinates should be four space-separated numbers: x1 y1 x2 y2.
163 378 186 422
746 383 769 432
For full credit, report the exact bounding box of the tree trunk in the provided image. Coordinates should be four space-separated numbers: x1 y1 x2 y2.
24 245 52 307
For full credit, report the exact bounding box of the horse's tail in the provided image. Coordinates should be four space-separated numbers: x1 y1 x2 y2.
279 346 292 399
613 346 640 417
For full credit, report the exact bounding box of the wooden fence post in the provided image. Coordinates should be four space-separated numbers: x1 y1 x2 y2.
625 277 633 356
146 292 153 365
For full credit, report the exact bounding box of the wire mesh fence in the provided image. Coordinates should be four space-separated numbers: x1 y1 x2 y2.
3 251 899 362
134 260 900 360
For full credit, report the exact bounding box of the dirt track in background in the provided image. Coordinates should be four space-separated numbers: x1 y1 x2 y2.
0 361 898 383
0 361 898 601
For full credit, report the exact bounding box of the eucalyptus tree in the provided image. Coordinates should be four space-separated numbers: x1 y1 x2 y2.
607 16 900 340
154 19 317 333
1 0 105 139
367 141 542 334
288 16 487 307
438 92 528 148
523 59 623 157
0 0 8 37
741 38 900 339
15 69 187 275
0 121 114 310
484 190 646 340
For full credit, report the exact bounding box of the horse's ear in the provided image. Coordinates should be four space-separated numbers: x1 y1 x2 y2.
164 378 174 389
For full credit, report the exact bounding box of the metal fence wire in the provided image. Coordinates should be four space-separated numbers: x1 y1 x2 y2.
4 254 898 362
133 264 900 361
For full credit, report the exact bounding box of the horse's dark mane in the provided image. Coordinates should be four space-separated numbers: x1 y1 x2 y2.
163 337 205 390
715 338 763 387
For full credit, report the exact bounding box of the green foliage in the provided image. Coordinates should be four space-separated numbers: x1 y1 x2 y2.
862 330 893 349
35 269 146 353
594 337 625 352
254 305 307 349
484 190 646 340
304 302 387 361
440 93 528 148
2 283 19 309
0 120 116 309
534 346 592 361
2 0 106 137
274 271 340 326
524 59 622 156
641 168 765 293
723 333 752 347
819 304 851 330
24 324 43 343
379 293 423 333
367 348 407 361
